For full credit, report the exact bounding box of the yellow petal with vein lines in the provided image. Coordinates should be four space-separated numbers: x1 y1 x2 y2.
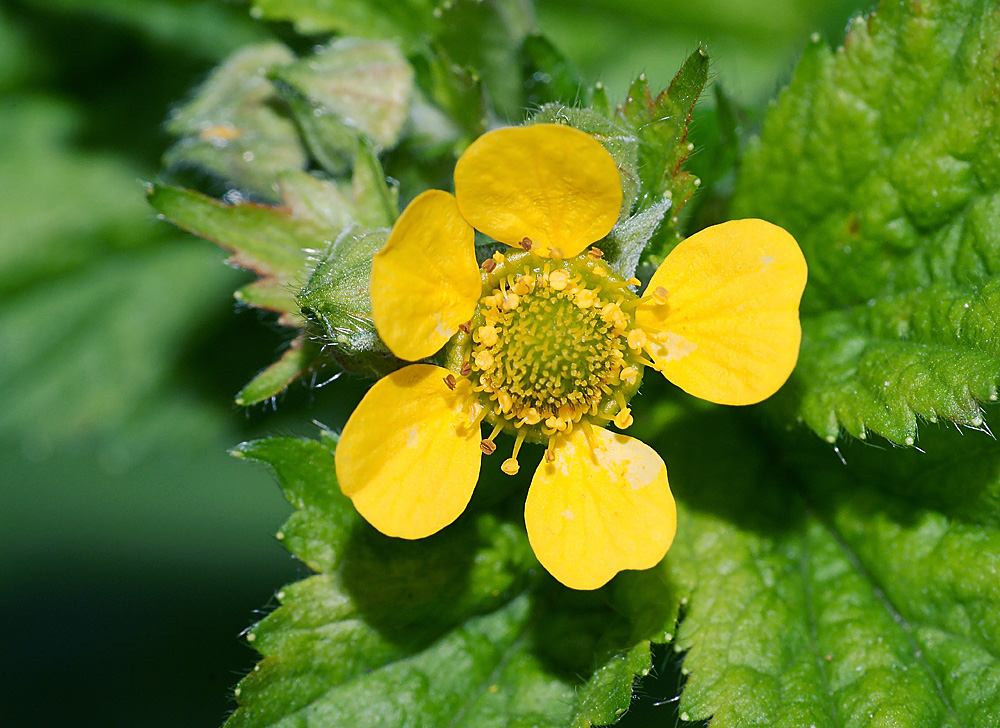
525 427 676 590
637 219 807 406
335 364 482 539
454 124 622 258
371 190 480 361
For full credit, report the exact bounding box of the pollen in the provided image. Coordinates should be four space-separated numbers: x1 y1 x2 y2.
450 249 644 445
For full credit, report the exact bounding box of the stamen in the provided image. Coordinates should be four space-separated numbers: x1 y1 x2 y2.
547 246 565 258
481 420 505 450
519 237 533 251
627 277 641 287
501 458 520 475
474 350 495 369
442 374 457 390
627 330 647 350
587 247 604 259
482 258 497 273
579 419 599 453
501 429 528 476
613 407 634 429
652 286 669 304
477 325 498 347
575 289 598 308
548 269 570 290
460 360 472 377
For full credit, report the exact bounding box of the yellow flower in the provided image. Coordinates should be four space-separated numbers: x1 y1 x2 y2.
335 124 807 590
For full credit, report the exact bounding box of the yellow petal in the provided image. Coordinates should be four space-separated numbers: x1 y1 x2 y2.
371 190 480 361
454 124 622 258
525 427 676 590
335 364 481 539
637 219 807 406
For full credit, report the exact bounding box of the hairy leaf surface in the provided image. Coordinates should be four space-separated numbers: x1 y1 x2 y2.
733 0 1000 445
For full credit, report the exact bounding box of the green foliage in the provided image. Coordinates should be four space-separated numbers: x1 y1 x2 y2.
270 38 414 173
164 43 306 202
630 404 999 727
228 434 678 728
137 1 1000 726
0 94 241 449
733 0 1000 445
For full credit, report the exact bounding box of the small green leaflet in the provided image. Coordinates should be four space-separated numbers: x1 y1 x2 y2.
733 0 1000 445
228 433 682 728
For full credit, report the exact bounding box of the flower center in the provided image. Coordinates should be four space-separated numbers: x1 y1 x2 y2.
445 248 645 461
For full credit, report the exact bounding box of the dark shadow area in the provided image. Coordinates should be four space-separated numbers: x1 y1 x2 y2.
613 643 710 727
1 558 301 728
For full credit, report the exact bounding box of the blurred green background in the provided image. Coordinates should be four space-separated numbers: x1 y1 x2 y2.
1 0 868 724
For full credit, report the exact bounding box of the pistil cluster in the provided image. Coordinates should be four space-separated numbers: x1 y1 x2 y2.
444 248 647 475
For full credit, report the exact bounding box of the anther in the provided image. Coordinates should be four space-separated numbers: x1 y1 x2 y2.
620 366 639 385
627 330 647 350
458 322 471 334
588 247 604 259
480 439 497 455
613 407 634 429
501 458 520 475
545 449 556 463
575 289 598 308
477 325 498 347
474 350 495 369
482 258 497 273
627 277 641 287
652 286 669 305
443 374 457 390
549 269 570 290
501 292 520 311
547 246 565 258
460 360 472 377
512 274 534 296
520 237 533 250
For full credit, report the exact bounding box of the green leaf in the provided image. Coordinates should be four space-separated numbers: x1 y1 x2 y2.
227 433 682 728
151 143 399 394
235 334 326 406
732 0 1000 445
271 37 414 175
617 46 708 260
147 183 328 326
164 43 306 200
643 406 1000 727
